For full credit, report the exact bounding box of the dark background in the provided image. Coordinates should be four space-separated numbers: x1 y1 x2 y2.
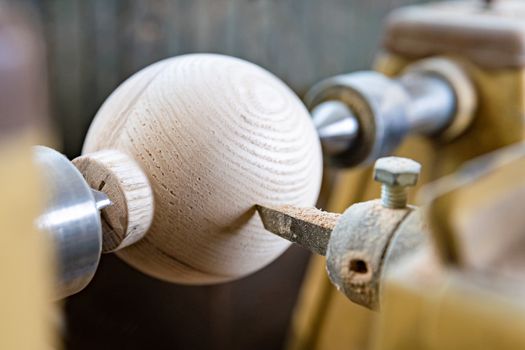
16 0 434 349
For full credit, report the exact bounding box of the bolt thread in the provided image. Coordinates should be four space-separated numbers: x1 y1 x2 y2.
381 184 407 209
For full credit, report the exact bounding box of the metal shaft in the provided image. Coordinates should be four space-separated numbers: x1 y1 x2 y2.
309 71 455 167
400 72 455 136
307 58 474 168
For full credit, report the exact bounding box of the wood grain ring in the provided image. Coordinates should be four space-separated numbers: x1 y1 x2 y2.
73 150 154 253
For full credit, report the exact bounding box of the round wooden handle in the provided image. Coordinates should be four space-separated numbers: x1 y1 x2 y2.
81 54 322 284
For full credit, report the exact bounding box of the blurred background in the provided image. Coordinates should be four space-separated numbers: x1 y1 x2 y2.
10 1 436 349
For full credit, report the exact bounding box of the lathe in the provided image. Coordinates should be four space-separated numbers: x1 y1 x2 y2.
2 0 525 349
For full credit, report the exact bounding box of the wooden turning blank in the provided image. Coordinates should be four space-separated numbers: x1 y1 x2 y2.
82 54 322 284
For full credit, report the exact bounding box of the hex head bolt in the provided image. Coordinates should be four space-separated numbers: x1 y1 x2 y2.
373 157 421 209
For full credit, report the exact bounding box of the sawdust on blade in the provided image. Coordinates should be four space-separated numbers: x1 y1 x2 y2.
274 205 340 229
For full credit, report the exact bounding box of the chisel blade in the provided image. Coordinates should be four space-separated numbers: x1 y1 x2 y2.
256 204 340 256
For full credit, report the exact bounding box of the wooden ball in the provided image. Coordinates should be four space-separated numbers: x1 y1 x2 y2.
82 54 322 284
